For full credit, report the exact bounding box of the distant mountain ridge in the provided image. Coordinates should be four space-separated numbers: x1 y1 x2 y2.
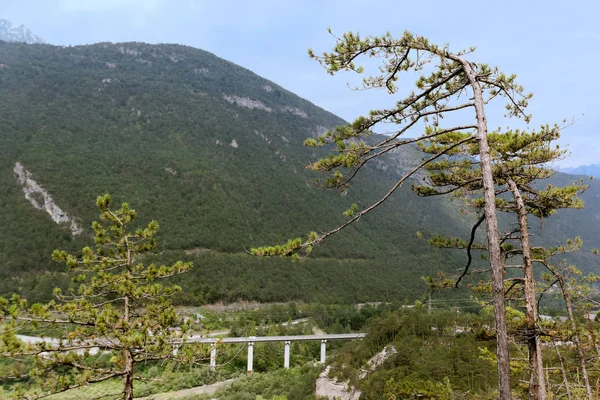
0 19 46 44
560 164 600 177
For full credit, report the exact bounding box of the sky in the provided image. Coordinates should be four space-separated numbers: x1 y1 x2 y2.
1 0 598 167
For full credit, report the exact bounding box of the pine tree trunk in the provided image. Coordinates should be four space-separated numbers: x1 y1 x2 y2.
554 340 572 400
462 61 511 400
559 278 592 399
507 179 546 400
124 348 134 400
123 293 134 400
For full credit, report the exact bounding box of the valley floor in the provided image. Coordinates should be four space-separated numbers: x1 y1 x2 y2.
135 379 235 400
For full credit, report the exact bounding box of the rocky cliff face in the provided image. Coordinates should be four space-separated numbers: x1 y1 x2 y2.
315 366 361 400
315 346 396 399
0 19 46 44
13 162 81 236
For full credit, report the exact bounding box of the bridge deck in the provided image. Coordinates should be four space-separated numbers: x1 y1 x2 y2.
187 333 366 344
17 332 366 347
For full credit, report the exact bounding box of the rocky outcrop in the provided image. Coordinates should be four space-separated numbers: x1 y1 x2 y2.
360 345 396 378
316 366 361 400
222 94 310 120
316 346 396 399
13 162 82 236
222 94 273 112
282 105 308 118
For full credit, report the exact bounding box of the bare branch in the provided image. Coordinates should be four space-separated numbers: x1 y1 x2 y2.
455 213 486 288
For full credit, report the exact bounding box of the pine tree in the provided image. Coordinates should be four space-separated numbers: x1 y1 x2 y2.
413 126 586 399
253 31 537 398
0 194 207 400
536 239 599 399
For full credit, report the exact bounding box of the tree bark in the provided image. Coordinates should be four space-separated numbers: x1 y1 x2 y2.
558 278 592 399
554 340 572 400
462 61 511 400
123 293 134 400
124 348 134 400
507 178 546 400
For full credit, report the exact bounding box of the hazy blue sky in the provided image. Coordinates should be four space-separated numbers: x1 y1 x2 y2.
2 0 598 167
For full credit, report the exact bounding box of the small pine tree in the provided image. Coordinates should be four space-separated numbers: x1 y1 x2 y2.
0 194 207 400
537 239 598 399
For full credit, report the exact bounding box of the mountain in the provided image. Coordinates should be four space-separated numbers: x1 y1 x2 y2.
559 164 600 177
0 40 475 304
0 19 46 44
0 41 598 305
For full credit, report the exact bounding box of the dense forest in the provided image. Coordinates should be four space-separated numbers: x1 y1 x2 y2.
0 41 598 305
322 306 600 399
0 40 477 304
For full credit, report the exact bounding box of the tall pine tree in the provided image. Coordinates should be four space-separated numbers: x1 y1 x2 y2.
254 31 537 398
414 125 586 399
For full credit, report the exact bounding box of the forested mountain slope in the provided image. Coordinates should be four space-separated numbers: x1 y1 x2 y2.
529 173 600 270
0 41 597 304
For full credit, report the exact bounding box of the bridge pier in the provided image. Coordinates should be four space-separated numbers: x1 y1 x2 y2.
284 341 290 369
210 344 217 369
320 340 327 364
247 341 254 374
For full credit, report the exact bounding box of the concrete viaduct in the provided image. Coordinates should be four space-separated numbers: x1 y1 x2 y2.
18 332 367 374
186 333 366 373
